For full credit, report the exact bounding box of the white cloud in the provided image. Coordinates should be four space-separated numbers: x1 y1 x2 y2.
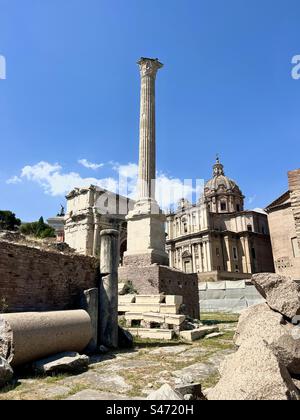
6 175 22 185
115 162 138 179
78 159 104 170
8 160 204 211
20 161 117 196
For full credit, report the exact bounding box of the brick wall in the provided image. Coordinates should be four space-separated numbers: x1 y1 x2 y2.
288 169 300 250
119 265 200 319
0 240 99 313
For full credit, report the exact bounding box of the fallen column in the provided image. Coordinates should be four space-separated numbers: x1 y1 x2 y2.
99 229 119 349
0 310 92 367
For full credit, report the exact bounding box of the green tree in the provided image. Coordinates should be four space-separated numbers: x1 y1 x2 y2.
20 216 55 239
0 210 21 231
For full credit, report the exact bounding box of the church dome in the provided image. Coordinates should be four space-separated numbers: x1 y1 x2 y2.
204 157 242 195
204 157 244 213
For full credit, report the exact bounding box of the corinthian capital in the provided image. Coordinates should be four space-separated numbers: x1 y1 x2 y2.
137 57 163 78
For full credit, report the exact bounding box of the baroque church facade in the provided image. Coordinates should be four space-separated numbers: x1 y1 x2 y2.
166 158 275 281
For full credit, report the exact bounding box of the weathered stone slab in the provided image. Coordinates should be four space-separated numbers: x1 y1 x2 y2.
124 312 143 321
252 273 300 319
208 338 300 400
32 352 89 375
159 304 179 314
143 313 165 323
128 328 174 340
147 384 183 400
165 314 186 326
119 295 136 304
0 356 13 388
60 371 132 394
148 345 189 356
180 326 219 342
123 303 161 313
135 295 165 304
118 304 135 313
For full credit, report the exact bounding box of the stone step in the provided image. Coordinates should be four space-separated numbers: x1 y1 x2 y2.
128 328 174 340
119 302 180 314
180 326 219 342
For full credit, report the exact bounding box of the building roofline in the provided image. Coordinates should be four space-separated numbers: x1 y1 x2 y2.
265 191 290 213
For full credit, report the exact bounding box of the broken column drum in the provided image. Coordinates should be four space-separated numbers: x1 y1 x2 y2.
99 229 120 349
0 310 93 367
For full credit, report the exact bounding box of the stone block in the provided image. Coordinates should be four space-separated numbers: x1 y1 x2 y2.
128 328 174 340
129 304 161 313
118 304 135 313
165 314 186 326
124 312 143 321
160 304 179 314
180 326 219 342
135 295 165 304
165 295 183 306
143 313 165 323
119 295 136 304
32 352 89 375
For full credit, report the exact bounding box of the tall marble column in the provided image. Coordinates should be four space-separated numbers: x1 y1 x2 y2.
137 58 163 201
124 58 169 267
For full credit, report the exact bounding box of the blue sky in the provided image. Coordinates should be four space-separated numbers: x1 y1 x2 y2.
0 0 299 221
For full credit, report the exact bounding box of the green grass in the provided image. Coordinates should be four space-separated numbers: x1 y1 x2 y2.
200 312 239 325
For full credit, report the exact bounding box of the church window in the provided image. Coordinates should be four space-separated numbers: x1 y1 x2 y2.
251 248 256 259
247 224 253 232
233 247 238 260
184 223 188 233
236 204 240 212
220 202 227 211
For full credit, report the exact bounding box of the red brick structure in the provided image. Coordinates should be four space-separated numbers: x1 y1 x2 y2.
0 240 99 313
